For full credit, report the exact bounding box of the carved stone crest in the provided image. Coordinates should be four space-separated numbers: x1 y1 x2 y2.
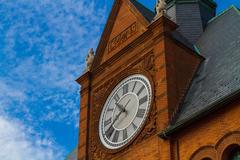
85 48 95 72
154 0 167 19
143 54 155 70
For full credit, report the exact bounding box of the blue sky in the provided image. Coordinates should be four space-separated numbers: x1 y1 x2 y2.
0 0 239 160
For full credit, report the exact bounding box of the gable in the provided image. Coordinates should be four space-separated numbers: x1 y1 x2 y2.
92 0 154 68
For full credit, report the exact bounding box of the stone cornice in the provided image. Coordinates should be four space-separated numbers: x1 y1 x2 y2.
76 71 91 85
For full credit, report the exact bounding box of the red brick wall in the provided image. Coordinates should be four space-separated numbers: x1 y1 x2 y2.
173 99 240 160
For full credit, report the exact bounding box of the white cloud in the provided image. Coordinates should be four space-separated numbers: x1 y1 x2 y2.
0 0 108 158
0 0 107 125
0 116 64 160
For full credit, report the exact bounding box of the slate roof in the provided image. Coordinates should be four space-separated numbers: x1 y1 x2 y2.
173 6 240 123
130 0 155 22
131 0 196 51
171 31 196 51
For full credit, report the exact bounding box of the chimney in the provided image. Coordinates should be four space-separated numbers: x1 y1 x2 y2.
166 0 217 44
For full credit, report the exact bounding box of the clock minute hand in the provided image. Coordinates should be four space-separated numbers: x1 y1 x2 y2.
105 110 123 138
113 99 131 125
123 99 131 109
105 99 131 138
122 99 131 115
115 102 125 112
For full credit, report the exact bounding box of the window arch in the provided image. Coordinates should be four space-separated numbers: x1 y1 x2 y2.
222 144 240 160
228 146 240 160
201 158 212 160
190 146 216 160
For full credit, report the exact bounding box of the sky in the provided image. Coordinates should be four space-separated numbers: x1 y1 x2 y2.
0 0 239 160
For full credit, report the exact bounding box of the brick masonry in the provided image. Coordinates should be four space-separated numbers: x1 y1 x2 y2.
76 0 240 159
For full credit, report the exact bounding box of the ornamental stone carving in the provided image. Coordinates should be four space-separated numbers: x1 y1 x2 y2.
85 48 95 72
155 0 167 19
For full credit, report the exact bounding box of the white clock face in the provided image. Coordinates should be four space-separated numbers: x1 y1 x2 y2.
99 74 152 150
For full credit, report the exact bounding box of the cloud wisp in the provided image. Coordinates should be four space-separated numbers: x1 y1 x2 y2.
0 115 64 160
0 0 107 159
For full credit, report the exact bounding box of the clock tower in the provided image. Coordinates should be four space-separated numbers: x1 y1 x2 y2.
76 0 203 159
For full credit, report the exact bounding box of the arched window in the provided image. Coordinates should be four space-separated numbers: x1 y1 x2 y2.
229 147 240 160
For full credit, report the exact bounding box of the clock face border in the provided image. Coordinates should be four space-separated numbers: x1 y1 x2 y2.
98 74 153 151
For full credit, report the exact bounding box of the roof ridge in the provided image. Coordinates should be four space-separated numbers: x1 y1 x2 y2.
208 5 240 24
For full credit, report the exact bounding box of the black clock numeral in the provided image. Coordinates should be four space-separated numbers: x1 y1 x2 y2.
123 128 128 140
137 85 145 96
136 109 146 118
114 94 120 102
139 95 148 106
131 122 137 130
123 84 129 95
106 125 114 139
107 108 114 112
112 130 120 142
132 81 137 92
104 118 112 127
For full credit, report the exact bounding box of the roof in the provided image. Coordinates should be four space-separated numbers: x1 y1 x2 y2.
175 5 240 123
171 31 196 51
166 0 217 8
130 0 197 51
160 6 240 137
130 0 155 22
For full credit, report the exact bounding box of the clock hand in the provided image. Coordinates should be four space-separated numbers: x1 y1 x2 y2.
122 99 131 115
123 99 131 109
105 99 131 138
113 99 131 126
105 111 123 138
115 102 126 112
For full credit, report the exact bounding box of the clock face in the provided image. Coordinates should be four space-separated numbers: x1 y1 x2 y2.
99 74 152 150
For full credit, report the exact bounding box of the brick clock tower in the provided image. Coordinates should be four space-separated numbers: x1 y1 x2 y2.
75 0 224 159
76 0 202 159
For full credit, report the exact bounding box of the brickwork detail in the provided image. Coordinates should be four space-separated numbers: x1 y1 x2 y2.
88 65 157 159
190 131 240 160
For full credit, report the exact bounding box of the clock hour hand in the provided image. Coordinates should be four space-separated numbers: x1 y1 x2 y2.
105 110 123 138
105 99 131 138
115 102 126 112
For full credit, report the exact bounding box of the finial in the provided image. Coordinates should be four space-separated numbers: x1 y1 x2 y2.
154 0 167 19
85 48 95 72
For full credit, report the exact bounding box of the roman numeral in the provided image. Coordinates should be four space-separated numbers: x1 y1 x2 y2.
123 84 129 95
123 128 128 140
107 108 114 112
105 125 114 139
137 85 145 96
131 122 137 130
114 94 120 102
112 130 120 142
139 95 148 106
104 118 112 127
132 81 137 92
136 109 146 118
